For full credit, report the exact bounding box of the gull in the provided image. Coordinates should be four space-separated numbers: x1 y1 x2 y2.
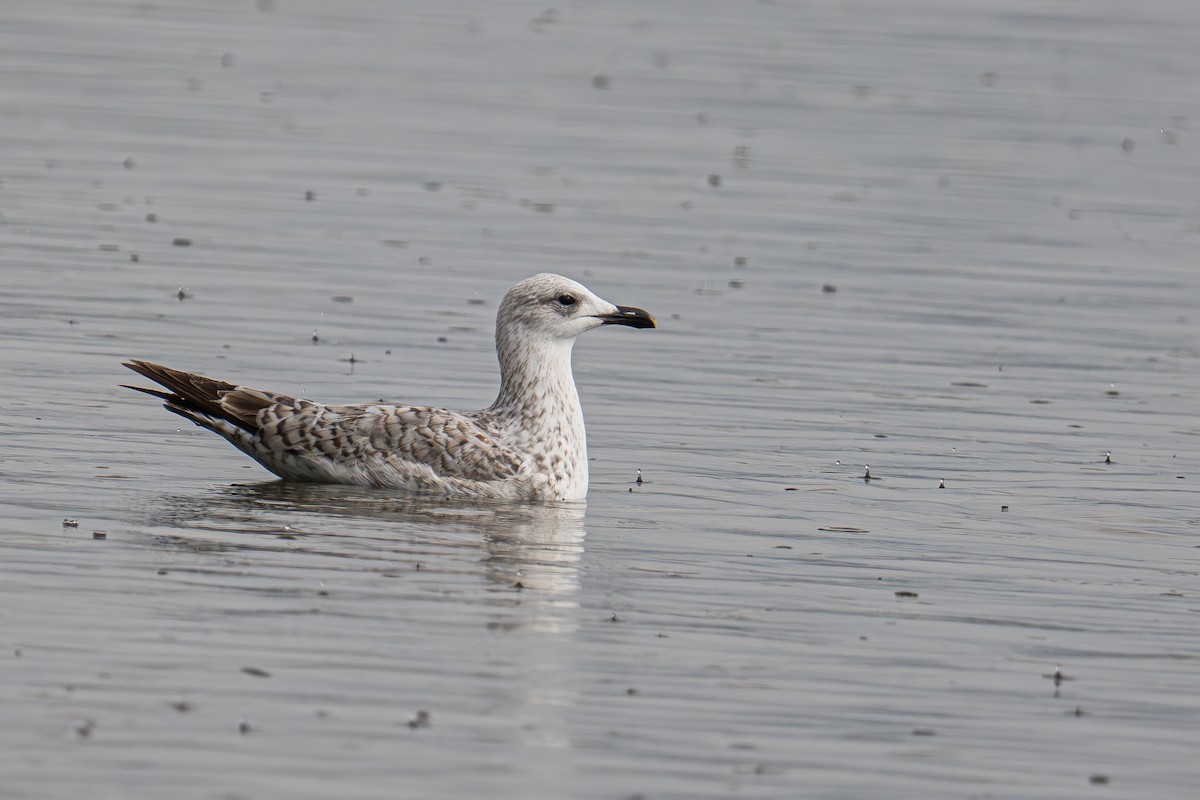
122 273 655 502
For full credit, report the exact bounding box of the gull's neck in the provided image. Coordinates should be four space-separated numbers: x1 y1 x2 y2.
488 330 588 499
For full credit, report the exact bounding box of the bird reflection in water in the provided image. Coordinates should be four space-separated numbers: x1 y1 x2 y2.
145 482 587 600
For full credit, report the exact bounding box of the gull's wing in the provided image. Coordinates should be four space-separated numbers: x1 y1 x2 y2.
273 401 526 484
122 360 526 488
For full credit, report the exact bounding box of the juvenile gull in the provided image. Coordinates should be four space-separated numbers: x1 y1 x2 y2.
122 274 655 502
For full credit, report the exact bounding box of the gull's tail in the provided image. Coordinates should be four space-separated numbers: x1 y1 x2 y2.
121 360 280 436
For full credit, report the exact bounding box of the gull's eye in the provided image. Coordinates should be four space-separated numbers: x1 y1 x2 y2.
556 294 577 307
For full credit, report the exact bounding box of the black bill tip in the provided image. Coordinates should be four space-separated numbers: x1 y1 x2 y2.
597 305 657 329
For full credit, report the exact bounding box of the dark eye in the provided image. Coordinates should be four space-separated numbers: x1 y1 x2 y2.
556 294 577 307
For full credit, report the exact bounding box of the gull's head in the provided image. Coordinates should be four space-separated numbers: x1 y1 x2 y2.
497 273 656 344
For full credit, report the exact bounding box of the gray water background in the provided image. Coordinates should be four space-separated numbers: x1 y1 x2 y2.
1 1 1198 797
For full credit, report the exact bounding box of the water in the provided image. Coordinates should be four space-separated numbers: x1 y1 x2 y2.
2 0 1198 797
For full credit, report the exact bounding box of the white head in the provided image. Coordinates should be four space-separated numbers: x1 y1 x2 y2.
496 273 656 345
491 274 655 411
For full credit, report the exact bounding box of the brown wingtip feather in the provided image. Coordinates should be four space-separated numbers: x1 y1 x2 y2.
121 360 261 434
119 384 176 402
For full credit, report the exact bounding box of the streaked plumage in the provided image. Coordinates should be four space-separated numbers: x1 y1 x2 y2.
123 274 655 501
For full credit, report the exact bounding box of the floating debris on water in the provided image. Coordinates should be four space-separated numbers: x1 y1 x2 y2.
407 710 431 729
241 666 271 678
1043 665 1072 686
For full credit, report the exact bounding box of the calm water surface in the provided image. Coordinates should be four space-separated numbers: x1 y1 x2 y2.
2 1 1198 798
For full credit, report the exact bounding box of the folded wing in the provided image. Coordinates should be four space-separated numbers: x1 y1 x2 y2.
122 360 526 490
